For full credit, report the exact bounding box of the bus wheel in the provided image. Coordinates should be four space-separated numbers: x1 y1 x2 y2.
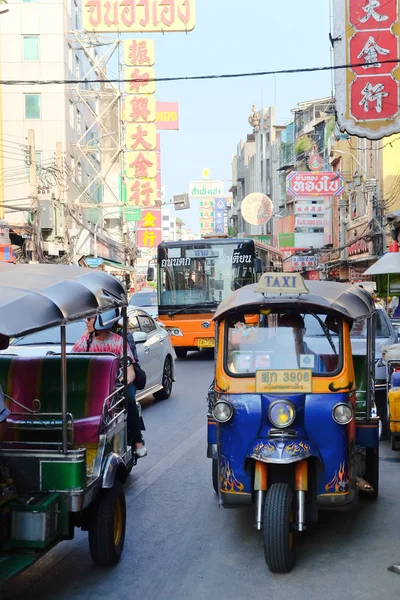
89 479 126 566
175 348 188 359
263 483 296 573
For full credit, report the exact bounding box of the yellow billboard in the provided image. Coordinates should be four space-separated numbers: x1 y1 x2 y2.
83 0 196 33
124 39 155 66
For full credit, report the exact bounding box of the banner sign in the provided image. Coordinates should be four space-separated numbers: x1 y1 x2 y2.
333 0 400 139
125 151 157 179
292 255 316 268
214 210 225 234
156 102 179 130
137 228 162 248
83 0 196 33
124 39 155 66
295 217 324 228
287 172 345 197
246 234 272 246
295 202 325 214
189 181 224 197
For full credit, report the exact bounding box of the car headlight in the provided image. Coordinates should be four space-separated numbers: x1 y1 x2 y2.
268 400 296 429
213 401 233 423
332 403 353 425
166 327 183 337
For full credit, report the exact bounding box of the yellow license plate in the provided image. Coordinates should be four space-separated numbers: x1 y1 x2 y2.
197 338 215 348
256 369 312 394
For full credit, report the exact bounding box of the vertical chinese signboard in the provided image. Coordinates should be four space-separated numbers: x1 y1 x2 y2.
333 0 400 138
137 209 162 249
82 0 196 33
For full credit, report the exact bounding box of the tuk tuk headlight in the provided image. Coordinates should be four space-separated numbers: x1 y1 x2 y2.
269 400 296 429
332 403 353 425
213 401 233 423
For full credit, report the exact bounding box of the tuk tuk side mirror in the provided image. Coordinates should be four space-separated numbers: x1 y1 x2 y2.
0 334 9 350
394 325 400 341
147 266 155 282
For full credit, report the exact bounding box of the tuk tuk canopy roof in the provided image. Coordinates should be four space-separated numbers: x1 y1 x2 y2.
214 280 375 322
0 263 127 337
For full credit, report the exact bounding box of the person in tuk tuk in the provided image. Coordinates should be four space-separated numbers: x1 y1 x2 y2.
0 384 10 444
72 311 147 458
277 314 327 373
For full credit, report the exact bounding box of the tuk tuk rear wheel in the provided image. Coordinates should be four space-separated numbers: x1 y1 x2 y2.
360 447 379 501
263 483 296 573
212 459 219 494
88 479 126 566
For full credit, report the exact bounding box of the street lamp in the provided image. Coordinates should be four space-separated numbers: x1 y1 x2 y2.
329 148 369 179
93 209 123 259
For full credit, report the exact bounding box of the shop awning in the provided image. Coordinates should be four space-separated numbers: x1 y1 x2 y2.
103 259 135 273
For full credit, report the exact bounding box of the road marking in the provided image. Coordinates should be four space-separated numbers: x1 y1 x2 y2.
126 424 206 501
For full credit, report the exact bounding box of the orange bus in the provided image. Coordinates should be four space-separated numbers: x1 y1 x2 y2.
156 237 283 358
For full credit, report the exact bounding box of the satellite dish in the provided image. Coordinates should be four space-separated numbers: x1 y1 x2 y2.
241 193 273 226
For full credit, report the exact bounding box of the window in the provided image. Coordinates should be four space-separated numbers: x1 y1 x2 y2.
24 94 41 119
68 45 73 73
138 314 156 334
162 215 169 221
128 315 140 333
22 0 38 3
76 109 81 135
69 100 74 127
75 56 80 80
23 36 39 60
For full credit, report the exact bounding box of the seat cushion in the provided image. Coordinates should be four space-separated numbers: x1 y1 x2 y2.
0 354 119 445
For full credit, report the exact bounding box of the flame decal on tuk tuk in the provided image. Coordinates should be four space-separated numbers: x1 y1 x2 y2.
220 457 245 493
285 441 311 456
325 462 350 493
253 441 276 459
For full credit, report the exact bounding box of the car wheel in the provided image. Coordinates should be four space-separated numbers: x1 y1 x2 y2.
175 348 188 359
154 356 173 401
376 390 389 440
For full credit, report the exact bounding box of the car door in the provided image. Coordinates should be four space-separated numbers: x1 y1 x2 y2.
137 311 162 387
128 311 152 380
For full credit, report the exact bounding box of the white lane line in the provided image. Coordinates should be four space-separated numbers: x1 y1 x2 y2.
126 424 206 502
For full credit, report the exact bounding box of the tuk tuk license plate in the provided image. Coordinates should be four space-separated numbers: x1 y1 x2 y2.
256 369 312 394
197 338 215 348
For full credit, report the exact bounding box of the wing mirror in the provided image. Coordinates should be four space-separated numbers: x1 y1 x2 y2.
147 266 155 282
133 331 148 344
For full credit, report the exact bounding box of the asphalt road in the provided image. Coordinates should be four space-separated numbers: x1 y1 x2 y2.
4 352 400 600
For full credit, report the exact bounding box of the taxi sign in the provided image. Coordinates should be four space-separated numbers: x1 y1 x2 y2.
256 369 312 394
255 272 309 295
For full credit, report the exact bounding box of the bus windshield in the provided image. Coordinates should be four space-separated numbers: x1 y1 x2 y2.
158 241 256 308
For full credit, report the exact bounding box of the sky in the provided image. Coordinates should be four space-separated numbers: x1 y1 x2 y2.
128 0 333 231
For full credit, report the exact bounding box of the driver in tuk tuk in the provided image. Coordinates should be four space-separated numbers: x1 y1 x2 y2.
0 384 10 444
276 314 326 373
72 312 147 458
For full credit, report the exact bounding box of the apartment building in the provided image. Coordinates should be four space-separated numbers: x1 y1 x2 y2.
0 0 123 262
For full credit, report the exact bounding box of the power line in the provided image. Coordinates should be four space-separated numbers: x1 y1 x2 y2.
2 57 400 86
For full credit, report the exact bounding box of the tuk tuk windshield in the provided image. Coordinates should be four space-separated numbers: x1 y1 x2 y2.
226 311 342 377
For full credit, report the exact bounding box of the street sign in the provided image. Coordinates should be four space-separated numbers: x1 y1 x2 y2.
125 208 142 222
215 197 227 210
85 257 104 268
173 193 190 211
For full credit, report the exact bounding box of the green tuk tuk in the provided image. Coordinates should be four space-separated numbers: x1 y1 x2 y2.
0 264 135 585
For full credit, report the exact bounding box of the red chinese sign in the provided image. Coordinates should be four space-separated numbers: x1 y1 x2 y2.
137 228 162 248
124 96 157 123
156 101 179 130
138 209 161 229
333 0 400 138
287 172 345 197
83 0 196 33
295 202 325 214
126 152 157 179
124 39 155 66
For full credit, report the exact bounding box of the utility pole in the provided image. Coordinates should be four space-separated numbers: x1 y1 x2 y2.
338 194 348 263
28 129 39 262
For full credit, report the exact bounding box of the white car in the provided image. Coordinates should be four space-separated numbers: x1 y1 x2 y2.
1 309 175 403
128 290 158 320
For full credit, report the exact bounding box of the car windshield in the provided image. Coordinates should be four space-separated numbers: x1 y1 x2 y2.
226 312 341 377
12 322 86 346
129 292 157 307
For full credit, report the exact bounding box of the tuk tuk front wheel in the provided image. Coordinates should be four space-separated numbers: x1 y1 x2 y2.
212 459 219 494
263 483 296 573
88 479 126 566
